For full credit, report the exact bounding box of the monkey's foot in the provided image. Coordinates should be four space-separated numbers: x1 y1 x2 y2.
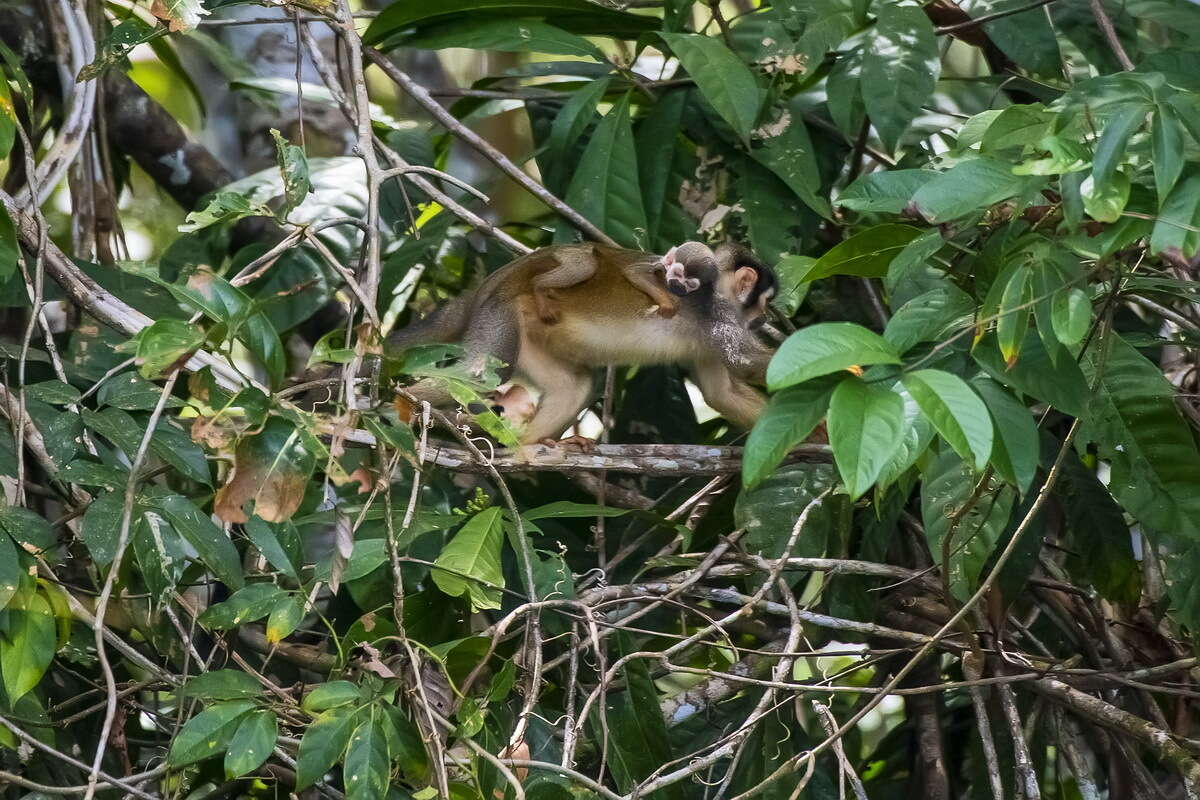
540 435 596 452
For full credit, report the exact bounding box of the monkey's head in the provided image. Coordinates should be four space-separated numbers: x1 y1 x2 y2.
714 243 777 328
660 241 718 296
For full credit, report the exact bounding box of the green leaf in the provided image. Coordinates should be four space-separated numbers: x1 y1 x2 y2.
302 681 361 714
874 383 935 494
922 451 1015 602
752 99 831 218
297 708 356 789
24 380 81 406
743 377 838 488
1151 173 1200 257
828 377 906 500
1051 287 1091 347
911 158 1041 223
168 701 255 767
179 192 273 234
132 513 187 606
523 502 629 520
661 32 761 144
562 93 647 248
635 86 688 246
800 224 923 282
265 595 304 643
591 635 686 799
0 589 55 702
401 18 605 59
902 369 993 471
767 322 901 391
77 18 164 81
839 169 934 214
1082 333 1200 540
270 129 312 219
0 506 55 553
1056 447 1139 604
862 3 940 153
0 205 18 282
996 265 1031 366
152 494 244 589
544 76 610 193
225 710 278 778
974 331 1088 418
132 318 206 379
174 269 286 387
0 534 18 611
1152 102 1185 204
432 507 505 611
199 583 288 630
345 716 391 800
364 0 657 46
244 516 301 580
972 377 1039 493
81 407 210 485
979 104 1054 152
1080 170 1130 223
1091 103 1147 190
0 73 15 162
884 285 974 353
179 669 262 701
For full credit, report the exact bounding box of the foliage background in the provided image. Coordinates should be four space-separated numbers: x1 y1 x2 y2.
2 0 1200 797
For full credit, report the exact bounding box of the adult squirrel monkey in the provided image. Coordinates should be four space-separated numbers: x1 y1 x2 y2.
388 241 777 445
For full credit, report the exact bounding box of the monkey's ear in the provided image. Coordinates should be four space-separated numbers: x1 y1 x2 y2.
663 246 678 264
733 266 759 304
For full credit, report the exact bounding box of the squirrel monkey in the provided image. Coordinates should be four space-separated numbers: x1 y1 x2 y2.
388 241 777 446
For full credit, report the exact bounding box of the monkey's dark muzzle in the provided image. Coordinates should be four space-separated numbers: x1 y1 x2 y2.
667 280 690 297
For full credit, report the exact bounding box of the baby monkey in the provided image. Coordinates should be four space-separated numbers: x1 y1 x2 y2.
532 240 732 325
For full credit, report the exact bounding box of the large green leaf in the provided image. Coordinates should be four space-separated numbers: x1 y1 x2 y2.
0 590 56 702
972 376 1039 493
0 534 18 611
974 332 1089 418
883 285 974 353
752 98 831 218
543 76 610 194
180 670 262 701
800 224 923 282
1082 334 1200 540
839 170 935 214
168 701 255 767
364 0 657 46
922 451 1016 602
225 710 278 778
1152 101 1186 203
743 376 839 488
590 635 686 800
902 369 993 471
297 708 356 789
152 494 245 589
400 18 605 59
911 158 1042 223
828 377 906 500
861 3 940 152
767 323 901 391
562 93 647 247
661 32 761 144
1055 446 1140 604
735 464 841 560
432 507 505 610
344 716 391 800
199 583 287 630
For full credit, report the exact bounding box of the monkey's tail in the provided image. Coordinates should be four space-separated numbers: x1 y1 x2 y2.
386 289 476 351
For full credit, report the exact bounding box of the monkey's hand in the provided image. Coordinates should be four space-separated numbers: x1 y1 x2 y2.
539 435 597 452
